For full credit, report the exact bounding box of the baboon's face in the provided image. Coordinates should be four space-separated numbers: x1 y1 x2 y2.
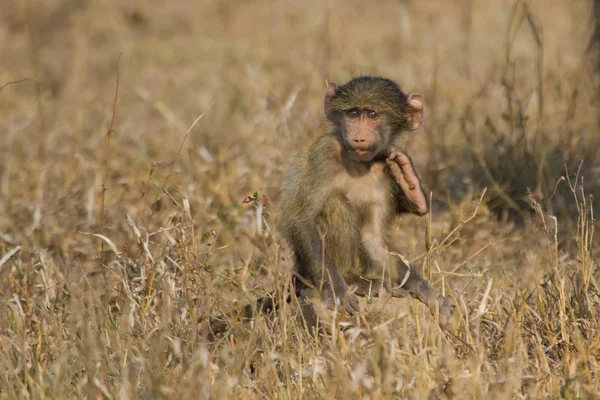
339 106 391 162
323 78 424 163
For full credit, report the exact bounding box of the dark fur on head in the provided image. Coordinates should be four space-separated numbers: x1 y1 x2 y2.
326 76 411 132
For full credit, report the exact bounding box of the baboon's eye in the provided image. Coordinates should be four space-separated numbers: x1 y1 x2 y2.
346 108 359 118
367 110 379 119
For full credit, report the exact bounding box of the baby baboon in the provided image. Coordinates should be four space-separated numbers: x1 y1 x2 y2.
278 75 451 322
208 76 451 337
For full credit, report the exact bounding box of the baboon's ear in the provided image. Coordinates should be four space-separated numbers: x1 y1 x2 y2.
324 81 339 115
406 93 423 131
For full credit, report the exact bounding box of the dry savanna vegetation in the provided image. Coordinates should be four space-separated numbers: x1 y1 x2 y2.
1 0 600 398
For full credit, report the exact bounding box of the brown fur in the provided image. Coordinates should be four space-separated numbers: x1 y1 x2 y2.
278 76 451 321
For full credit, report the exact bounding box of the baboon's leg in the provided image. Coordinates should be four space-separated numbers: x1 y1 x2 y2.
357 246 452 326
315 193 361 279
293 192 362 311
353 278 386 297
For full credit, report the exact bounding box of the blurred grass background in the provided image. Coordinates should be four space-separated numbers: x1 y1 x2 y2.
1 0 599 398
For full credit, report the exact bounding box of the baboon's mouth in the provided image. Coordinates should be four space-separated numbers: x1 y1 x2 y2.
347 143 376 153
348 147 376 161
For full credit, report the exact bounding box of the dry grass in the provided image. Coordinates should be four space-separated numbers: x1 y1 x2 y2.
1 0 600 398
